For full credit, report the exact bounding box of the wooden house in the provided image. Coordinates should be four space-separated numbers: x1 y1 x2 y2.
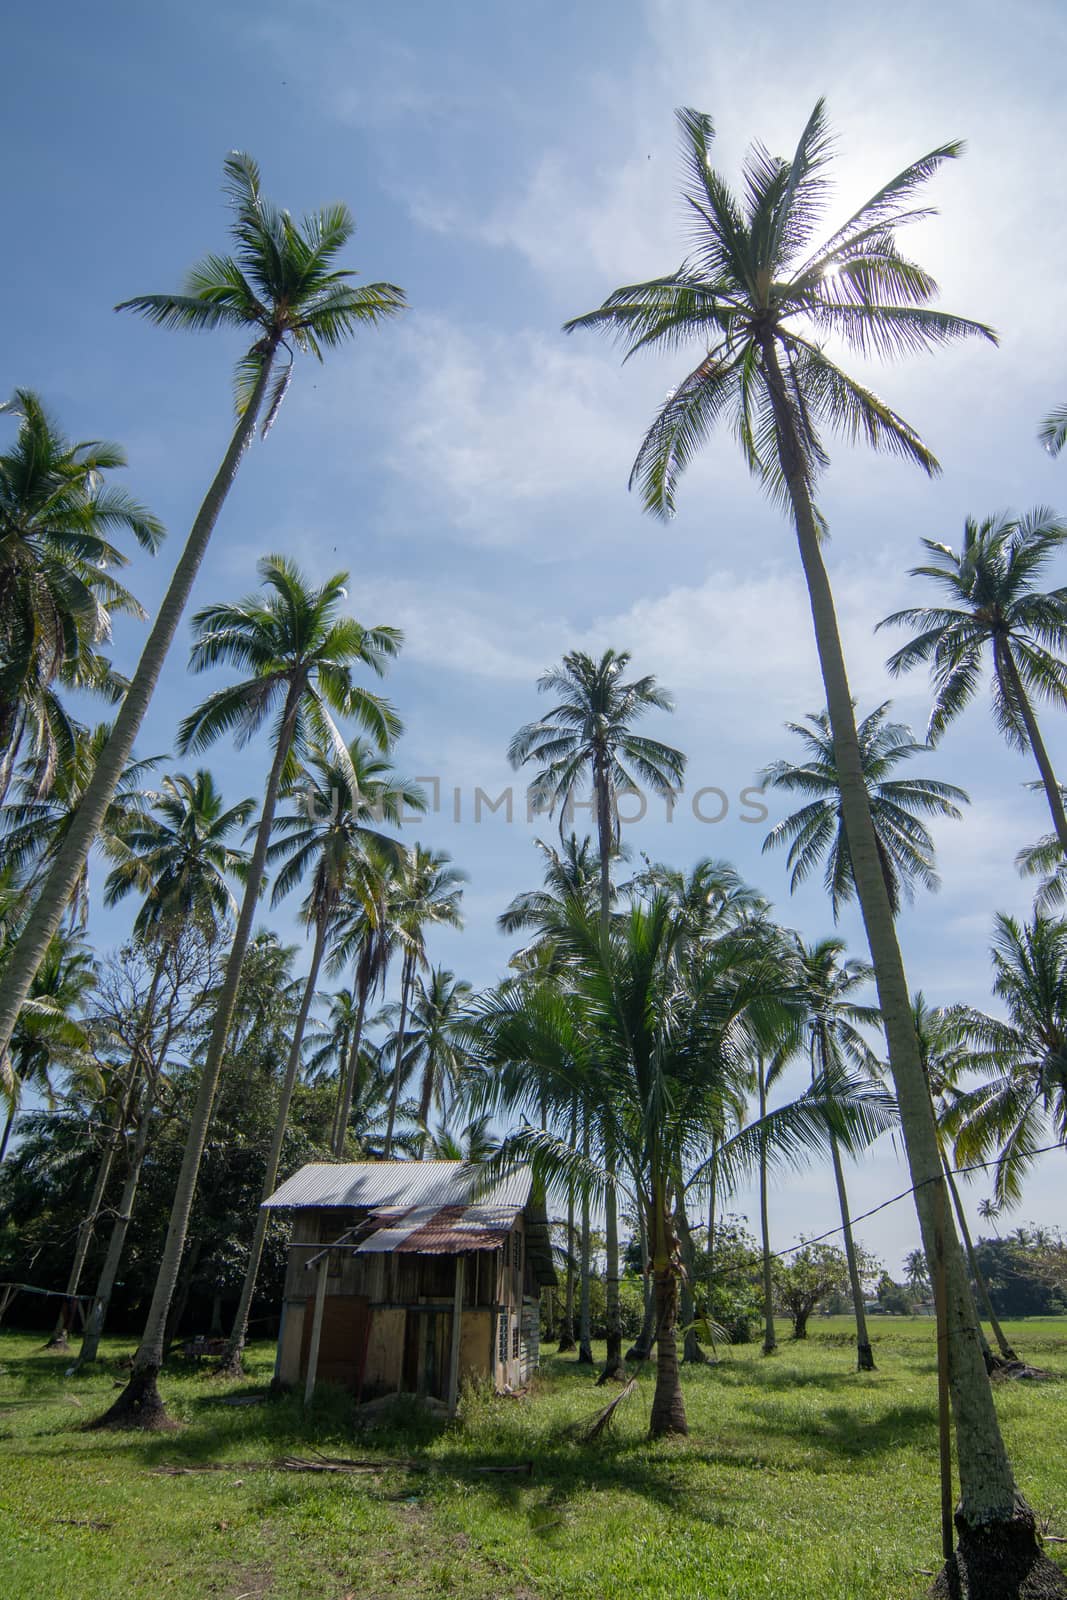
264 1161 555 1410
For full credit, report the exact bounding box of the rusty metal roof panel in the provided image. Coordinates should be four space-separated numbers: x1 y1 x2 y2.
352 1202 522 1256
263 1160 532 1213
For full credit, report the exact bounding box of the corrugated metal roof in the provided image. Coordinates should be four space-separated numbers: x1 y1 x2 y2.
354 1202 522 1256
263 1160 532 1213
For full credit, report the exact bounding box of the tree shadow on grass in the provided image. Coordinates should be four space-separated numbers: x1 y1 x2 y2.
739 1398 936 1461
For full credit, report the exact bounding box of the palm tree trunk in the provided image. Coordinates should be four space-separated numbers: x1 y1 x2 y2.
761 334 1027 1552
997 642 1067 855
332 980 370 1156
676 1195 707 1364
577 1113 593 1364
829 1131 875 1371
558 1103 577 1352
0 351 278 1072
75 1072 159 1367
649 1189 687 1437
220 912 329 1376
0 1101 18 1164
943 1153 1016 1364
91 673 298 1429
383 952 414 1159
757 1056 776 1355
601 1142 625 1378
706 1134 718 1311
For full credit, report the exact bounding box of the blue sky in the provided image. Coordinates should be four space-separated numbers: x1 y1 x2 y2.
5 0 1066 1266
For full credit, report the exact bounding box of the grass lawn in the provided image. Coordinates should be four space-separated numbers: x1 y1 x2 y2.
0 1317 1064 1600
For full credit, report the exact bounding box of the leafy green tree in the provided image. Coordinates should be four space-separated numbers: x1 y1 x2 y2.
0 152 405 1080
95 557 400 1427
0 390 162 803
562 102 1043 1577
774 1240 855 1339
879 509 1067 854
760 703 967 918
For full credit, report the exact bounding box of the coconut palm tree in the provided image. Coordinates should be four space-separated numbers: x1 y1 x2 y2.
74 771 252 1365
943 913 1067 1210
760 703 968 919
219 741 421 1374
0 152 406 1075
509 652 685 1376
879 509 1067 854
0 390 162 803
326 845 406 1154
405 967 474 1151
911 992 1018 1366
791 938 884 1371
473 894 892 1436
562 103 1043 1578
382 845 466 1158
94 558 400 1426
508 650 685 934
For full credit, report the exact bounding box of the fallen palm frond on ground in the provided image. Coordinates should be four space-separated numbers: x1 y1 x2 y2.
566 1377 637 1443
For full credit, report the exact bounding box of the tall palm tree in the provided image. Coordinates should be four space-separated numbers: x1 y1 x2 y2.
944 913 1067 1209
508 650 685 933
0 390 162 803
326 845 405 1154
563 103 1042 1577
879 509 1067 854
219 741 421 1374
382 844 466 1157
509 651 685 1376
911 992 1018 1366
760 703 968 919
75 771 252 1365
406 967 474 1151
792 938 884 1371
0 152 406 1074
94 557 400 1426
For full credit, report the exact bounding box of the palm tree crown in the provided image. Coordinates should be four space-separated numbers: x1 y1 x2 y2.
878 509 1067 748
177 554 402 775
760 702 968 919
508 649 685 928
117 152 406 431
102 769 253 942
564 102 993 517
0 391 162 795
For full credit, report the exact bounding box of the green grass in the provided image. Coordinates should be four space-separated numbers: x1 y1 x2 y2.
0 1318 1064 1600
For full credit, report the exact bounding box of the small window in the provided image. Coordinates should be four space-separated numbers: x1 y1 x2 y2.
498 1311 508 1363
512 1322 520 1360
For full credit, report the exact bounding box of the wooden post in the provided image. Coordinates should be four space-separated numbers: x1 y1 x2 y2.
932 1178 954 1561
447 1254 465 1417
304 1259 328 1405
